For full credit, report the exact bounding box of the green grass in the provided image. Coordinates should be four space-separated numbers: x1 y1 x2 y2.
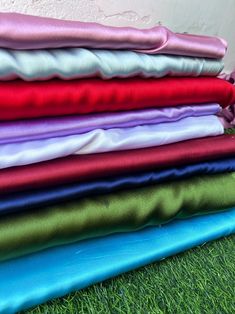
21 235 235 314
22 129 235 314
225 128 235 134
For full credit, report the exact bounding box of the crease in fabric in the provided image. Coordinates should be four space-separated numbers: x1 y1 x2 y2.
0 172 235 261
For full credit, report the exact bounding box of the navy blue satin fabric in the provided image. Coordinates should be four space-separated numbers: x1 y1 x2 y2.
2 157 235 215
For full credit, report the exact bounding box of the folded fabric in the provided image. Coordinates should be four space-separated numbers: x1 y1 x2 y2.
0 77 234 120
0 12 227 58
1 171 235 262
1 208 235 314
2 157 235 215
0 116 223 169
219 104 235 128
1 134 235 194
218 73 235 127
0 48 224 81
220 69 235 83
0 104 221 144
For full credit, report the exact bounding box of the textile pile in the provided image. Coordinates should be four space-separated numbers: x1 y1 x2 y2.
0 13 235 313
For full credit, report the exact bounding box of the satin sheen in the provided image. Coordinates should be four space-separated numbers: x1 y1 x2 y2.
218 71 235 128
0 172 235 262
0 116 223 169
0 48 224 81
1 157 235 215
0 12 227 58
0 104 221 144
0 134 235 194
0 209 234 314
219 104 235 128
0 77 234 120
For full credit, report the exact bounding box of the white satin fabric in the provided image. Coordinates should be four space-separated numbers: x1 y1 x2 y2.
0 115 223 169
0 48 223 81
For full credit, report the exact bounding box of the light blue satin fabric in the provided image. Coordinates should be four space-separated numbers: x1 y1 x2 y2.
0 208 234 314
0 48 224 81
0 115 223 169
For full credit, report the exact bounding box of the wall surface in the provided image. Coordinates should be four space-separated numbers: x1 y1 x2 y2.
0 0 234 72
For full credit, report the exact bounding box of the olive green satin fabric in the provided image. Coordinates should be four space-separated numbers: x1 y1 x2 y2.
1 172 235 261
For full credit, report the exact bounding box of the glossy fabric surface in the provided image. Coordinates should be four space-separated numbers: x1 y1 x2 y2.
1 208 235 314
2 157 235 215
0 12 227 58
1 134 235 194
0 104 221 144
0 116 223 169
219 104 235 128
0 48 223 81
1 172 235 262
217 72 235 128
0 77 234 120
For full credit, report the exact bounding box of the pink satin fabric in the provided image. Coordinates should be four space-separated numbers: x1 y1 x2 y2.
219 104 235 128
0 13 227 58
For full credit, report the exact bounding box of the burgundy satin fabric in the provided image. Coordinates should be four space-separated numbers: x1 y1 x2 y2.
0 135 235 195
0 77 234 120
0 12 227 58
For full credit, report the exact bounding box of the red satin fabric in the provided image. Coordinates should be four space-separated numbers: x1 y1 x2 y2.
0 135 235 194
0 77 234 120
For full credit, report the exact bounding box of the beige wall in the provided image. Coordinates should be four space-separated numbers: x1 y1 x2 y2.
1 0 234 72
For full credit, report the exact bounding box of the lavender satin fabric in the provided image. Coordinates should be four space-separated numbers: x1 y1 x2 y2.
0 115 223 169
0 13 227 58
0 104 221 144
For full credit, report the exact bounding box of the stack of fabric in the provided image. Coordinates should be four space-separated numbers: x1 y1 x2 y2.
0 13 235 313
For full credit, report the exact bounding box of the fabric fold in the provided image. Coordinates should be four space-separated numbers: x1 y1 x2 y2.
0 12 227 58
0 172 235 262
0 116 223 169
219 105 235 128
0 48 224 81
0 104 221 144
0 134 235 195
0 77 234 120
0 208 235 314
1 157 235 215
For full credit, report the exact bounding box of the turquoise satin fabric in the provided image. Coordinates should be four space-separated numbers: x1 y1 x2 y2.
0 48 224 81
0 208 234 314
0 115 223 169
